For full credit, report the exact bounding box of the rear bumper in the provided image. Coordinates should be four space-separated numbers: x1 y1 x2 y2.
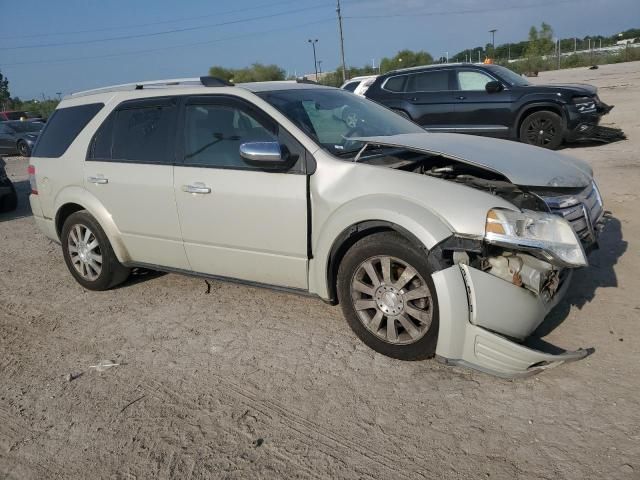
433 264 589 378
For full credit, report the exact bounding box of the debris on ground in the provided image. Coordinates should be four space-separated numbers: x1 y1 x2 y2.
89 360 120 372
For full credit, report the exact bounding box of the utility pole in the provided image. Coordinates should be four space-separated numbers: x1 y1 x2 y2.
574 37 577 52
478 49 481 63
557 39 561 70
489 29 497 58
318 60 323 75
336 0 347 82
508 44 511 61
307 39 318 79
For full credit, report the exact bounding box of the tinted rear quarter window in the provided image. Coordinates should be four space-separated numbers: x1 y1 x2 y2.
407 70 450 92
32 103 103 158
383 76 406 92
343 81 360 92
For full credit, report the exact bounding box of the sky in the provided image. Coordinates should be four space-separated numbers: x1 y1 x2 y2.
1 0 639 99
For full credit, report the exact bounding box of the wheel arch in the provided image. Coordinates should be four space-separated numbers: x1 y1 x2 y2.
53 186 131 263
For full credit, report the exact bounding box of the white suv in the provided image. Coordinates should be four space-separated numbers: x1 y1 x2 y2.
29 77 603 377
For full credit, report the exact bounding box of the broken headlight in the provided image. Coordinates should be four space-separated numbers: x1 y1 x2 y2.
485 208 587 267
571 96 596 113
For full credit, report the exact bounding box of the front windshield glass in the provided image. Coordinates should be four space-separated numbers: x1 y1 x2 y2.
7 121 42 133
258 88 425 156
488 65 531 87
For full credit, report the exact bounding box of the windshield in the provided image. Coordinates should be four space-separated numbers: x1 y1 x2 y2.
7 121 42 133
258 88 425 156
488 65 531 87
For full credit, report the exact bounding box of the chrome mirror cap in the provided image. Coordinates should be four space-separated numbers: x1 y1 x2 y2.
239 142 283 164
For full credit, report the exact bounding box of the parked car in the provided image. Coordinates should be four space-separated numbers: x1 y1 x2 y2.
340 75 378 97
29 77 603 377
0 110 44 122
0 120 43 156
0 157 18 213
364 63 615 149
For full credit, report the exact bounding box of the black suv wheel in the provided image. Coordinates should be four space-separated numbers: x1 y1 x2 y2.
519 111 564 150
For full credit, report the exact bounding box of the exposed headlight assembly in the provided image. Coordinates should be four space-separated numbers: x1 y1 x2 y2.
571 96 596 112
485 208 587 267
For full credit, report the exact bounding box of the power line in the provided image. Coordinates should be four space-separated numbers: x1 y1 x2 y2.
1 18 336 68
345 0 599 19
0 4 332 50
0 0 324 40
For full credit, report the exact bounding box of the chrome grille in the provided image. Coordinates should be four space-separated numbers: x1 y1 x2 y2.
542 182 604 244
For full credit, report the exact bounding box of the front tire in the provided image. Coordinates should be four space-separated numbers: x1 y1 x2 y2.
519 111 564 150
61 211 130 290
337 232 439 360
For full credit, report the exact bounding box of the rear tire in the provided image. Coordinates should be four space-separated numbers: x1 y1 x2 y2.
519 111 564 150
61 211 130 290
337 232 439 361
17 140 30 157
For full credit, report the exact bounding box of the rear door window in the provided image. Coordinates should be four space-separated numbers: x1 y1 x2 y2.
32 103 104 158
88 97 178 164
407 70 451 92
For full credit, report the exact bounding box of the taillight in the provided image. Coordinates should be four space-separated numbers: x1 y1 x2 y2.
28 164 38 194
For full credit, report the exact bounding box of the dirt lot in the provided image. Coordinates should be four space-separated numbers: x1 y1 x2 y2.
1 62 639 480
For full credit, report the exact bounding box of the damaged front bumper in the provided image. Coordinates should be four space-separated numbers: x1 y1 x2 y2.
433 264 590 378
565 100 625 143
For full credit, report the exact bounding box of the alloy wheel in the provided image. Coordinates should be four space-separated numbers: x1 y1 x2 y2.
526 117 557 146
350 255 433 345
68 224 103 281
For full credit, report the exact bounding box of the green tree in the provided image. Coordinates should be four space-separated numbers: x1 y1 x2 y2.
208 63 285 83
379 49 433 73
0 71 10 110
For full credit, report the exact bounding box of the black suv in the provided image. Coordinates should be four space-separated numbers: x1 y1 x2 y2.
364 63 615 149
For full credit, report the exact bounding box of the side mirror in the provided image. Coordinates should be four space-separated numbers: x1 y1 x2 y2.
239 142 287 167
485 81 504 93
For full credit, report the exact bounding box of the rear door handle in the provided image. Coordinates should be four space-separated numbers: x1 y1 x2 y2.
182 182 211 194
456 95 466 100
87 175 108 184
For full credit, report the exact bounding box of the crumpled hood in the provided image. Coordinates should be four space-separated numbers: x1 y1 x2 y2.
527 83 598 96
354 132 593 188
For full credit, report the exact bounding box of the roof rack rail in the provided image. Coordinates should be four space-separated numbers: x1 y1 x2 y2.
68 76 233 99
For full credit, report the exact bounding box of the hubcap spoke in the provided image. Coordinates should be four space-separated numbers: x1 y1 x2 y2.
394 265 417 290
352 280 375 296
405 304 430 325
386 318 398 342
354 299 377 311
398 314 420 339
381 256 392 284
370 310 384 332
362 260 381 287
403 286 430 302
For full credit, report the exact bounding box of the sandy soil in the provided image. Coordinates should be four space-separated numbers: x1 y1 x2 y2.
1 62 639 480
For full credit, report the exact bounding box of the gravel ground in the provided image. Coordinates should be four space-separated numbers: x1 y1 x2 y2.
1 62 639 480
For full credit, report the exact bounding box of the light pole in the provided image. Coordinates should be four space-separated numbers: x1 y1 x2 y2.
489 29 497 58
307 39 318 79
318 60 323 75
336 0 347 82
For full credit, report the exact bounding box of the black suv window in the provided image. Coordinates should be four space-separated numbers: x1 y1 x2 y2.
407 70 450 92
32 103 103 158
182 97 304 173
383 76 406 92
88 97 178 164
457 69 495 91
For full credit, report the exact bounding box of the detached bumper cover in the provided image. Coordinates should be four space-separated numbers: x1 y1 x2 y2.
565 101 625 143
433 264 590 378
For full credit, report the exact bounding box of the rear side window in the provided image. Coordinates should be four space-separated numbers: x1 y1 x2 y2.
32 103 103 158
383 76 406 92
88 97 177 164
407 71 450 92
342 81 360 92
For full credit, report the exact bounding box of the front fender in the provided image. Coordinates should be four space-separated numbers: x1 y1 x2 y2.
309 195 453 300
54 186 131 263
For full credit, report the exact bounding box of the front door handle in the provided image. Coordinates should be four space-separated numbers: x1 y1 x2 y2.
182 182 211 194
456 95 466 100
88 175 108 184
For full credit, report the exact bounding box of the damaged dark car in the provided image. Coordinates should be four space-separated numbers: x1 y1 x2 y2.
364 63 624 149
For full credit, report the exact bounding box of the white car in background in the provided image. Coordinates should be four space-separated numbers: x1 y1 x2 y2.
340 75 378 96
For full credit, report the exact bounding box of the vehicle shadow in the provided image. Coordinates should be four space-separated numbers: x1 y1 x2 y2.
527 213 626 353
0 180 33 223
